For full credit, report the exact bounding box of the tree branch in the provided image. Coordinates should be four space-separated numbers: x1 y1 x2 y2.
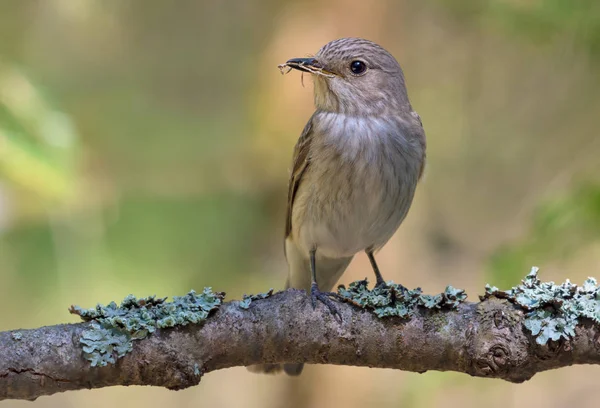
2 288 600 401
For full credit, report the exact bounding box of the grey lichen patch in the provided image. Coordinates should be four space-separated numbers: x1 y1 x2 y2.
79 324 133 367
70 288 225 367
11 331 22 341
337 279 467 318
483 267 600 345
239 289 274 310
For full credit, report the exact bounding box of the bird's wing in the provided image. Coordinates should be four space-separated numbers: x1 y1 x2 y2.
411 111 427 181
285 115 315 240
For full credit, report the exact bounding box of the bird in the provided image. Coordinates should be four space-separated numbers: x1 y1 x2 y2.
250 37 426 376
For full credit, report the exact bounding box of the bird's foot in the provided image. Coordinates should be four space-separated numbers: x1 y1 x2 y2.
310 283 342 321
375 280 410 300
375 280 408 290
374 279 389 290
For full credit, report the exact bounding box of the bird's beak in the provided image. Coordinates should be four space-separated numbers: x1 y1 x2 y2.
283 58 336 77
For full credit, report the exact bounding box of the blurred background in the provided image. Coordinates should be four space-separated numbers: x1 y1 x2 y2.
1 0 599 407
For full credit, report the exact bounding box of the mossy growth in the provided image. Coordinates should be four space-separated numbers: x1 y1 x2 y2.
483 267 600 345
336 279 467 318
70 288 225 367
239 289 274 309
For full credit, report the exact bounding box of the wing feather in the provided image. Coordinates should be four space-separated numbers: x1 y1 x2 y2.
285 115 315 239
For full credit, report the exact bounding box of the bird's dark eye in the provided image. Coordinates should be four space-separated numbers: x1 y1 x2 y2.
350 60 367 75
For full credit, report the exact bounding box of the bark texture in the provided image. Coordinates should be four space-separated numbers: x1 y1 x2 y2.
2 289 600 401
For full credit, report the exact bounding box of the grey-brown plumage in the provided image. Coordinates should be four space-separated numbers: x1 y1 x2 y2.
249 38 426 376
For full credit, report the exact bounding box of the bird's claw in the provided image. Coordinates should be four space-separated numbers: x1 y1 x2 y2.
310 283 342 321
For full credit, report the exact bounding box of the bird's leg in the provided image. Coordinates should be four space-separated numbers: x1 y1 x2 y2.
309 249 342 320
366 250 387 287
366 250 408 293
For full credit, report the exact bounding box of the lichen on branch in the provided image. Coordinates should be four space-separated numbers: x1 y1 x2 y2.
69 289 225 366
68 268 600 367
239 289 274 309
483 267 600 345
336 279 467 318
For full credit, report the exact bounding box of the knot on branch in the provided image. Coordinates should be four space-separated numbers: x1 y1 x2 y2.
466 298 530 380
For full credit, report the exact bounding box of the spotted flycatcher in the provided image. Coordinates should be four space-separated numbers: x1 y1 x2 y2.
251 37 426 375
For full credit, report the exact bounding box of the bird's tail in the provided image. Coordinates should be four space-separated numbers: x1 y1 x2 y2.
247 239 353 376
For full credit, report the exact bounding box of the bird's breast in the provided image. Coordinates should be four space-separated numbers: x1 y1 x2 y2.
292 112 424 258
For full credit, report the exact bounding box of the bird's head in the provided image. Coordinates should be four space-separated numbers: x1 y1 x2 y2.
282 38 411 116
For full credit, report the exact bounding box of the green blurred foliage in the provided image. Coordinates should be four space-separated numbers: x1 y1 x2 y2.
0 64 77 203
489 183 600 287
489 0 600 57
438 0 600 58
104 193 269 288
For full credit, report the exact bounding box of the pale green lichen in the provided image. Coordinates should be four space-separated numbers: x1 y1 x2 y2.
337 279 467 318
483 267 600 345
80 324 133 367
239 289 274 310
11 331 22 341
70 288 225 367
